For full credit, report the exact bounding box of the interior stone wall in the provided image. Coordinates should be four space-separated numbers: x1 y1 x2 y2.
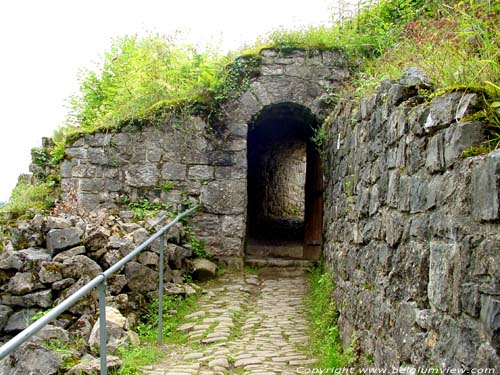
323 75 500 368
261 141 306 218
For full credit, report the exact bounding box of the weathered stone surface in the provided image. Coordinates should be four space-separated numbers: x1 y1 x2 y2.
44 216 73 230
472 150 500 221
46 227 83 254
32 324 70 344
323 76 499 367
480 296 500 352
62 255 103 280
4 309 39 332
125 261 159 293
4 342 63 375
89 306 127 354
8 272 42 295
0 305 13 331
20 248 51 266
138 251 159 268
39 261 64 284
56 277 96 315
2 289 52 308
444 121 484 168
125 164 159 187
167 244 192 269
188 258 217 282
424 92 477 133
52 245 86 263
201 180 245 215
399 67 432 89
52 277 75 290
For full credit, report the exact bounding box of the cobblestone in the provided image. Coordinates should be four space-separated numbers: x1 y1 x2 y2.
143 272 317 374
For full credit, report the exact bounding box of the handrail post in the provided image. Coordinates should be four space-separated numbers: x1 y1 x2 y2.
158 232 166 345
97 280 107 375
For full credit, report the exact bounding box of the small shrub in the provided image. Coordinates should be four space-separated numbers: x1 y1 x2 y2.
2 180 57 218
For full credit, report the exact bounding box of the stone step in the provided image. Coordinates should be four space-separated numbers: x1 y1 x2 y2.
244 257 315 277
246 244 303 259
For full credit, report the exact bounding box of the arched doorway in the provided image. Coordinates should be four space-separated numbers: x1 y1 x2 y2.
246 103 323 260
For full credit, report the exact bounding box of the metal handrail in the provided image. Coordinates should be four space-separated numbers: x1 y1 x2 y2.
0 204 200 374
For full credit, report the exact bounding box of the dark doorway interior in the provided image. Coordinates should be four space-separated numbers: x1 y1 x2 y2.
246 103 323 260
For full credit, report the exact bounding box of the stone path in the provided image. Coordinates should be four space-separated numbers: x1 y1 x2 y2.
143 271 317 375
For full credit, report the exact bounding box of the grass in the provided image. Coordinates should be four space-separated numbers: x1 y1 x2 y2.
307 265 356 368
1 179 57 219
115 293 199 374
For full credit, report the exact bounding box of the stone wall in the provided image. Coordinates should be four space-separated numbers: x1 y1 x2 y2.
59 116 246 262
250 139 306 218
323 72 500 368
56 48 349 262
263 141 306 218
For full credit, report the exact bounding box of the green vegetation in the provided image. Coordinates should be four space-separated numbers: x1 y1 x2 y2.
1 179 57 219
67 35 229 132
116 293 198 374
126 199 173 221
307 265 356 368
44 339 82 372
189 236 210 259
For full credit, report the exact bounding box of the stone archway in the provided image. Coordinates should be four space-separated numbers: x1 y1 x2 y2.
216 49 348 262
246 103 323 260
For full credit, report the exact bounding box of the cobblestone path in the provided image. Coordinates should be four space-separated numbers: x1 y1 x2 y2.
143 271 317 375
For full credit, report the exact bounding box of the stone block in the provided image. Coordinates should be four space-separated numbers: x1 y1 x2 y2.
60 160 75 178
39 262 64 284
46 228 83 254
386 170 400 208
461 283 481 318
87 148 108 165
201 180 245 215
444 121 484 168
426 132 445 173
80 178 104 192
398 175 411 212
111 133 131 146
62 255 103 280
125 164 159 187
384 211 404 247
221 215 245 238
85 133 111 146
2 289 52 308
65 147 87 159
161 162 186 180
0 305 13 331
188 165 214 180
424 92 477 133
72 164 96 178
480 296 500 353
471 150 500 221
8 272 42 295
409 176 427 213
428 241 461 313
125 262 159 293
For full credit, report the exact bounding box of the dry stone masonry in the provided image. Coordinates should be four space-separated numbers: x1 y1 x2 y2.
0 210 210 374
323 70 500 368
